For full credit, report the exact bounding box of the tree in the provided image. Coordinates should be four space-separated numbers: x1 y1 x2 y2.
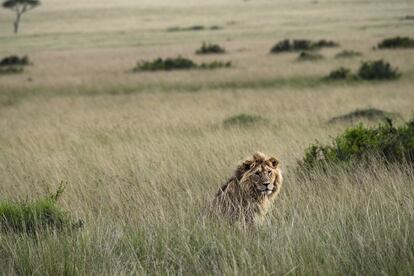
2 0 40 34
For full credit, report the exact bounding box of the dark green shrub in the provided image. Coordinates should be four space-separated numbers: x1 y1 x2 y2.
167 25 204 32
357 60 400 80
377 36 414 49
329 108 401 123
270 39 291 53
210 25 222 30
223 113 268 127
270 39 339 53
134 56 231 72
0 66 24 75
297 51 323 61
0 55 29 67
326 67 351 80
301 119 414 168
167 25 222 32
134 56 197 71
312 39 339 48
292 39 313 51
0 185 82 234
335 50 362 58
199 61 231 69
188 25 205 31
402 15 414 20
196 42 226 54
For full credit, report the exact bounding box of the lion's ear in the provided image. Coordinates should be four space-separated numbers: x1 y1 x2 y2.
242 160 254 171
236 159 253 180
268 157 279 168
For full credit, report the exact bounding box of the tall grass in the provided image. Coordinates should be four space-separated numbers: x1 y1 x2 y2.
0 86 413 274
1 161 413 275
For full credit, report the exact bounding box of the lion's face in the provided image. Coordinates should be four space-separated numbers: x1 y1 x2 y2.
249 164 277 195
237 152 282 196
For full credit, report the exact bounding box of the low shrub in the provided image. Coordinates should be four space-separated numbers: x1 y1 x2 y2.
377 36 414 49
0 185 82 234
270 39 339 53
223 113 268 127
300 119 414 169
0 66 24 75
134 57 197 71
134 56 231 72
167 25 222 32
325 67 351 80
297 51 323 61
312 39 339 48
196 42 226 54
210 25 222 30
292 39 313 51
270 39 291 53
0 55 30 67
357 60 400 80
329 108 401 123
335 50 362 58
199 61 231 69
402 15 414 20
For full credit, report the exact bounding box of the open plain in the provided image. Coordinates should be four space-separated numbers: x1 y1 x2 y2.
0 0 414 274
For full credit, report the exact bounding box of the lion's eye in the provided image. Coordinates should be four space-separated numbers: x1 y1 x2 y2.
255 171 260 176
268 170 272 174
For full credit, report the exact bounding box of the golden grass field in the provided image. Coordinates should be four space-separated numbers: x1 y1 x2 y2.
1 0 414 275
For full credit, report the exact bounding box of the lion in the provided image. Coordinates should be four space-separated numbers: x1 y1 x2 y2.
211 152 283 224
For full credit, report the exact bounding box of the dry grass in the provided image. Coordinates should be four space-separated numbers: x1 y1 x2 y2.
1 0 414 275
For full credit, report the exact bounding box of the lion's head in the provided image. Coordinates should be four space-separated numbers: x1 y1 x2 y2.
236 152 282 198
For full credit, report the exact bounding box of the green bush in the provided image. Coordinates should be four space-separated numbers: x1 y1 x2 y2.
402 15 414 20
134 57 196 71
270 39 339 53
270 39 291 53
133 56 231 72
357 60 400 80
297 51 323 61
0 55 30 67
329 108 401 123
335 50 362 58
0 185 82 234
167 25 222 32
196 42 226 54
199 61 231 69
223 113 267 127
312 39 339 48
377 36 414 49
326 67 351 80
292 39 313 51
301 119 414 168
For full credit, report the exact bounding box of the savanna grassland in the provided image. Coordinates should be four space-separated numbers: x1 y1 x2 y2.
1 0 414 275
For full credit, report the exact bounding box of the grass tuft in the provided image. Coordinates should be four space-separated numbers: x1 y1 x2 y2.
297 51 324 61
377 36 414 49
270 39 338 53
223 113 268 127
329 108 401 123
0 184 82 234
196 42 226 54
0 55 30 67
325 67 352 80
335 50 362 58
133 56 231 72
167 25 222 32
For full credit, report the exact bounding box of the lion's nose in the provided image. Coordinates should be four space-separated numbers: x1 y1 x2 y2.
263 182 271 187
